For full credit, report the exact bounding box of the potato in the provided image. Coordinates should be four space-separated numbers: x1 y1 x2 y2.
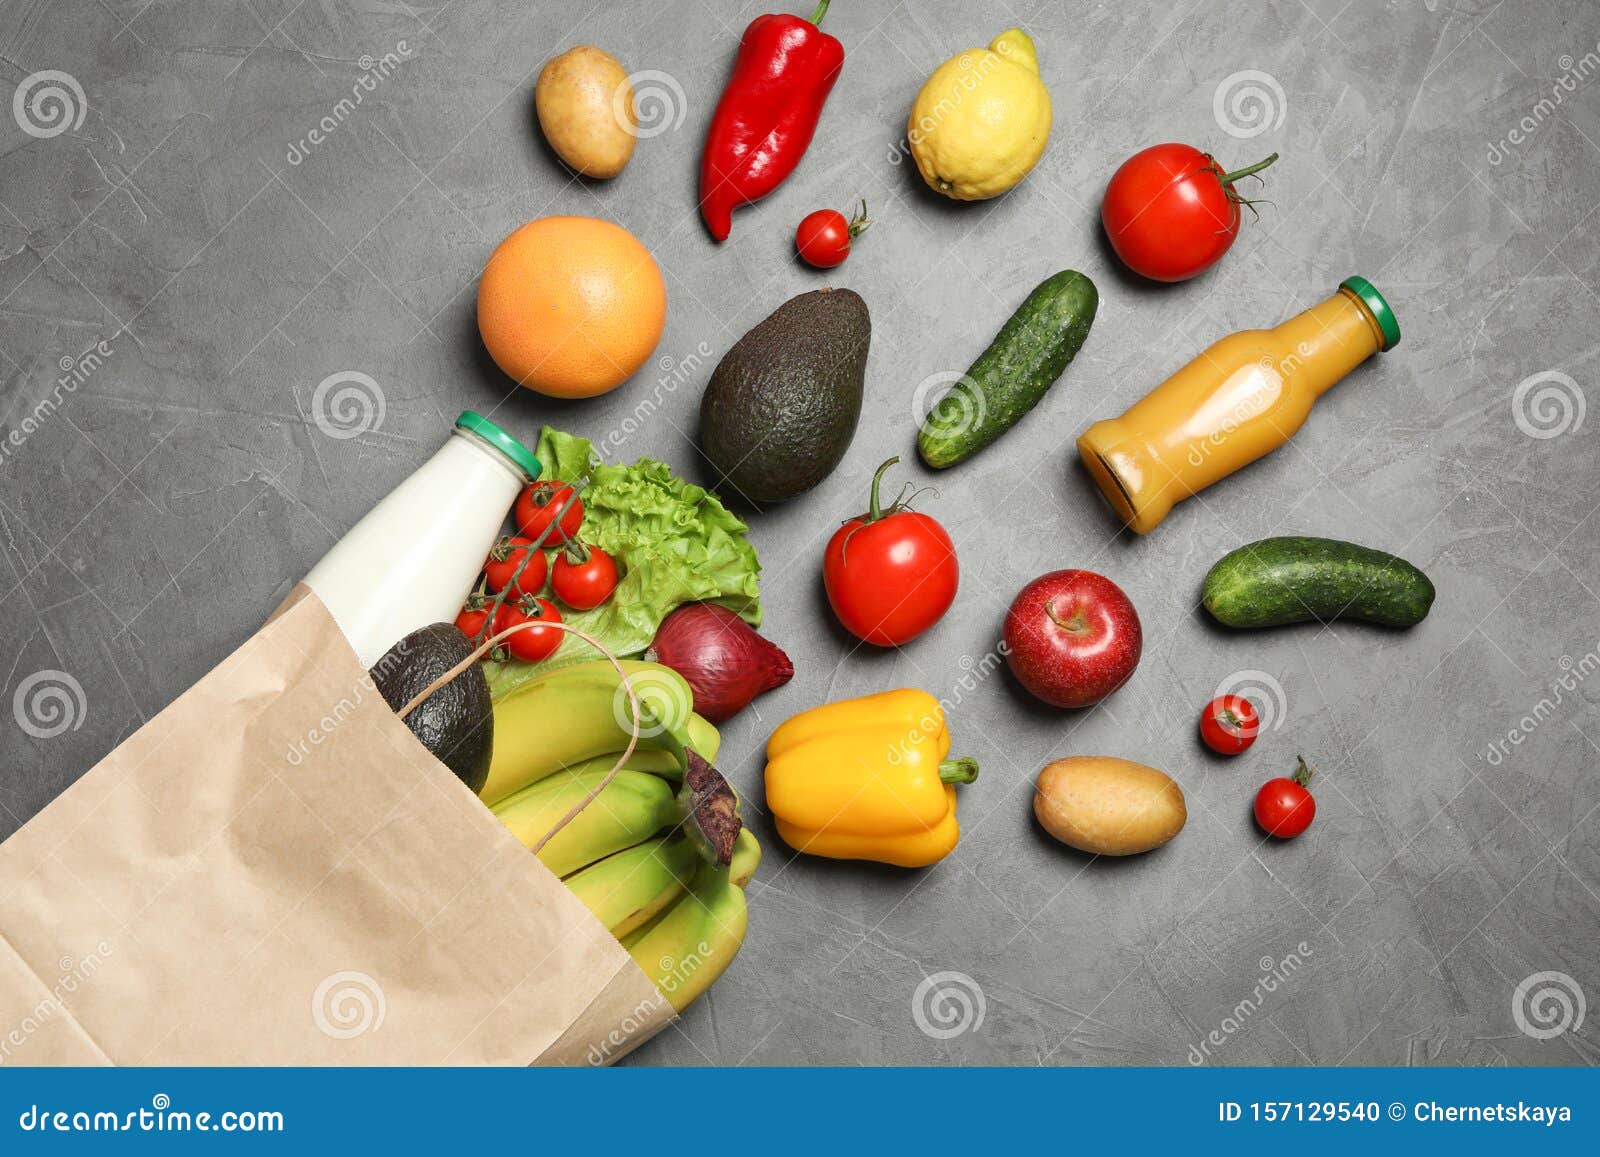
535 46 636 179
1033 756 1186 856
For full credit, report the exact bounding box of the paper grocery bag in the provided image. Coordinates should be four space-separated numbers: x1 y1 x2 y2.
0 587 671 1065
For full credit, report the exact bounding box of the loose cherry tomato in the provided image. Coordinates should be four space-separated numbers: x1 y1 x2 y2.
516 482 583 545
551 543 618 610
483 535 548 597
1101 144 1277 282
454 594 504 644
796 201 870 269
1199 694 1260 755
823 457 958 647
1254 757 1316 838
500 596 564 663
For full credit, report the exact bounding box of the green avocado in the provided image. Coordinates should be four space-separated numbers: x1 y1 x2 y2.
371 623 493 792
699 288 870 505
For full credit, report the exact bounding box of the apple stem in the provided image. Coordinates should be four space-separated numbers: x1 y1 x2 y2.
1044 599 1084 634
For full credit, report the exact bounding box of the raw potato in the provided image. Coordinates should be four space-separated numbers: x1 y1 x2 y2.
535 46 636 179
1033 756 1186 856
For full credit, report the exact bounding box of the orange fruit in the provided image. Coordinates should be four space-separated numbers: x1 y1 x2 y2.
477 216 667 399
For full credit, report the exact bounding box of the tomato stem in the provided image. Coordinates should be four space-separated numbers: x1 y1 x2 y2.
478 483 583 655
848 199 871 238
808 0 831 26
1292 754 1315 787
1219 152 1278 187
867 456 899 522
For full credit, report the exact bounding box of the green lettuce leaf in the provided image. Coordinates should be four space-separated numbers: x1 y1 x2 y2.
483 427 762 699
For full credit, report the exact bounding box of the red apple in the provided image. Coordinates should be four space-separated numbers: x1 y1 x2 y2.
1003 569 1142 708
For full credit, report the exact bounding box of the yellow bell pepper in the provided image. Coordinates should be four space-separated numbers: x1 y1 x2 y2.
764 689 978 868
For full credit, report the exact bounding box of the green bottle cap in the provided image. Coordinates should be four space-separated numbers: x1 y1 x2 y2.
1339 276 1400 351
454 412 541 481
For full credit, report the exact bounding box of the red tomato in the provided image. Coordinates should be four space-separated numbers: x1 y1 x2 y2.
454 598 503 644
516 482 584 546
552 544 618 610
1254 758 1316 838
823 457 958 646
1101 144 1278 282
483 535 548 597
796 201 870 269
500 596 564 663
1199 694 1260 755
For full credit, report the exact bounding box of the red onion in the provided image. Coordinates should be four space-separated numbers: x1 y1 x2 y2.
644 604 793 722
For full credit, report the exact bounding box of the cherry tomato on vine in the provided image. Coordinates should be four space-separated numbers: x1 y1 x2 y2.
454 595 504 644
796 201 870 269
483 535 548 598
516 482 584 545
1101 144 1278 282
1199 694 1260 755
501 596 564 663
552 543 618 610
823 457 958 647
1254 757 1316 839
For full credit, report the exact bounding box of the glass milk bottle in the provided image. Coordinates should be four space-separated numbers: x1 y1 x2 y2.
301 412 540 666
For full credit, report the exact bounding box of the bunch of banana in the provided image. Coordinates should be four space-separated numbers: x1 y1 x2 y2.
483 659 719 804
486 658 756 1015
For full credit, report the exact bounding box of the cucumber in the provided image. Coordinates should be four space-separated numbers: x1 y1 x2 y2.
1202 537 1435 628
917 269 1097 469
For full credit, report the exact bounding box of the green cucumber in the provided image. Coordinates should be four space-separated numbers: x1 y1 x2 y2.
917 269 1097 469
1202 537 1435 628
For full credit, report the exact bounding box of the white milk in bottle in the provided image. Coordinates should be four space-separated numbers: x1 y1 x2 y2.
302 412 541 667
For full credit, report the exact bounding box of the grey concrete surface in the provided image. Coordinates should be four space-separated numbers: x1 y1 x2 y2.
1 0 1598 1066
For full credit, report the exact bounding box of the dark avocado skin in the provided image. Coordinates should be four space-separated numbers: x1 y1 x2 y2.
371 623 493 792
699 288 870 505
1202 536 1436 628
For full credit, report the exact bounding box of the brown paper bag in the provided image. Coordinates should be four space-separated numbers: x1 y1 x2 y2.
0 587 671 1065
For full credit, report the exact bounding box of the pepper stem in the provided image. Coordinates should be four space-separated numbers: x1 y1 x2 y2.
939 758 979 785
868 456 899 522
808 0 831 26
1219 152 1279 186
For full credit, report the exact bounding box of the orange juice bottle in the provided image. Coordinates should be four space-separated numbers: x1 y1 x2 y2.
1076 277 1399 534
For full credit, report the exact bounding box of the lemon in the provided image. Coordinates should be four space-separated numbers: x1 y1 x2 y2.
908 28 1052 201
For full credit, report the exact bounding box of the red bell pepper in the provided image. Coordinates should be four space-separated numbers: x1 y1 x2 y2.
699 1 844 242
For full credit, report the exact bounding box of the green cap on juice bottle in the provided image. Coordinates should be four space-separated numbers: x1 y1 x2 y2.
1339 276 1400 351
